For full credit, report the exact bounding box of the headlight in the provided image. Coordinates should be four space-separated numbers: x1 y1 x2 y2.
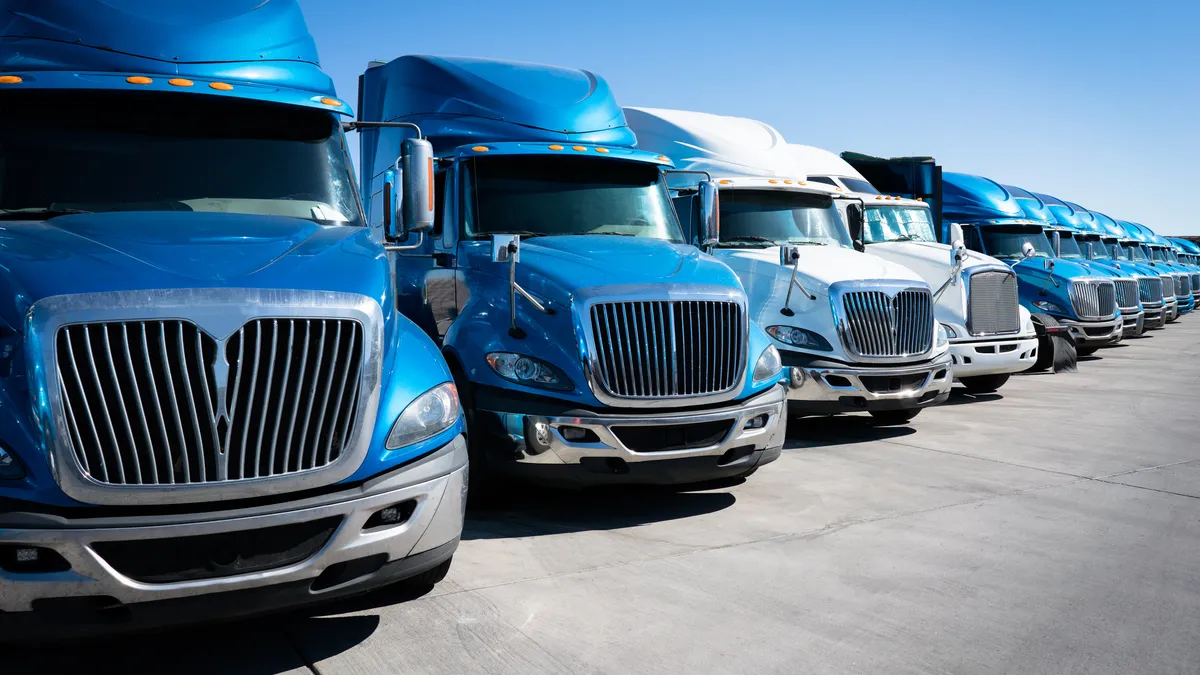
935 323 949 348
753 345 782 383
766 325 833 351
939 323 958 339
1032 300 1067 314
386 382 460 450
486 353 573 391
0 444 25 480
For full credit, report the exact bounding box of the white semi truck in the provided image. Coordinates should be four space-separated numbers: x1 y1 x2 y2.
626 108 952 425
787 146 1039 393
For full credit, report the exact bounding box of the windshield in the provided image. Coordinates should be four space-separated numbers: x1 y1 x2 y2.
980 228 1054 260
1151 247 1169 262
841 177 880 195
1122 245 1149 261
464 155 682 242
1057 233 1084 259
0 90 360 225
716 189 852 248
864 206 937 243
1079 236 1109 260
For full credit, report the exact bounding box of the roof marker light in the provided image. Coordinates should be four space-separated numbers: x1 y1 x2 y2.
797 180 806 185
783 180 793 184
595 147 610 153
656 155 669 162
320 97 343 107
0 75 23 84
168 78 193 87
209 82 234 91
472 146 489 152
572 145 587 152
876 195 883 200
768 179 779 184
549 145 564 151
126 76 152 85
719 180 732 185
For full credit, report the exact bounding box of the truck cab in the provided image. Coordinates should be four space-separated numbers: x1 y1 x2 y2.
790 145 1037 393
626 108 952 425
1118 221 1188 319
357 57 786 491
942 173 1121 361
1059 201 1167 331
0 1 466 637
1033 192 1146 337
1139 227 1195 314
1168 238 1200 305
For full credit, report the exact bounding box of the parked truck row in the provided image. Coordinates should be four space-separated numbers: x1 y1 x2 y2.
0 0 1190 639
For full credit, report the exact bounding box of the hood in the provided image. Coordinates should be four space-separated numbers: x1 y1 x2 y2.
1010 257 1095 281
465 235 742 304
870 240 997 271
0 212 386 328
723 244 922 292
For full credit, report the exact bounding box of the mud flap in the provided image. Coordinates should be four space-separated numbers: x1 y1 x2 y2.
1033 313 1078 374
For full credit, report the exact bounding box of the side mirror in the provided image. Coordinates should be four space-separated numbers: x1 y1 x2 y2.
846 204 865 252
1043 257 1055 271
949 223 966 265
780 245 800 267
401 137 435 234
1111 243 1121 260
698 180 720 249
1050 231 1062 258
1022 242 1036 259
491 233 520 263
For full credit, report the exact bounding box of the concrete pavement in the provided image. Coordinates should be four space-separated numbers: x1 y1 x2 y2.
11 320 1200 674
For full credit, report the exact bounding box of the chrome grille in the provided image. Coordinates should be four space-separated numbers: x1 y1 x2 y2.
840 288 934 358
1176 274 1191 298
1191 273 1200 294
1138 277 1164 305
967 270 1019 336
1113 279 1141 311
1069 280 1116 320
590 300 744 399
56 318 364 486
1161 275 1175 302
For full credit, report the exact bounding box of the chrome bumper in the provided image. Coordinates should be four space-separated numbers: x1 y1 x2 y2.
1057 314 1123 346
785 351 953 411
0 436 468 614
949 335 1039 378
484 385 786 469
1142 304 1166 330
1165 299 1179 322
1121 310 1145 337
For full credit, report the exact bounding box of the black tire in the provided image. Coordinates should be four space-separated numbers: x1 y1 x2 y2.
1076 346 1100 357
402 557 452 588
449 364 503 507
959 373 1010 394
1029 314 1058 372
869 408 922 425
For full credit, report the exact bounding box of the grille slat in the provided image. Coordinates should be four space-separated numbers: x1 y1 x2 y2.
967 271 1020 335
840 289 934 358
1113 279 1140 311
590 300 744 400
1139 277 1164 305
56 318 364 487
1069 280 1116 320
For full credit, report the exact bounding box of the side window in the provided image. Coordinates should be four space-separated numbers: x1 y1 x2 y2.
964 226 985 253
807 176 837 186
459 159 475 239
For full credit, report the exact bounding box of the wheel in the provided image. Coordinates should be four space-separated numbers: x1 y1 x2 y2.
1076 346 1099 357
402 557 452 588
869 408 922 425
1029 315 1058 372
449 364 504 506
958 373 1010 394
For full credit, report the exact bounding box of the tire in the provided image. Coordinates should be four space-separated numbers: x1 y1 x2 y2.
1029 315 1058 372
402 557 453 588
869 408 922 425
1076 346 1099 357
959 373 1010 394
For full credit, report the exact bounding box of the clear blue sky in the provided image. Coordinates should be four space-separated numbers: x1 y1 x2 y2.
301 0 1199 235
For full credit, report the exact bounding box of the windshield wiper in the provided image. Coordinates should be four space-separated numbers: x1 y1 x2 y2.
0 207 93 220
474 230 545 240
716 235 775 248
883 235 918 243
788 239 828 246
585 231 635 237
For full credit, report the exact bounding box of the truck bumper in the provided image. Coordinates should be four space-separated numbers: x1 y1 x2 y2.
949 335 1038 378
0 435 468 639
1165 299 1179 322
783 351 953 415
1142 304 1166 331
1120 310 1145 337
476 385 786 487
1057 315 1123 347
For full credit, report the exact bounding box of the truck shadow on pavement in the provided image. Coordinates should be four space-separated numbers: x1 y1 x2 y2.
463 484 738 541
7 613 383 675
784 414 918 449
942 389 1004 406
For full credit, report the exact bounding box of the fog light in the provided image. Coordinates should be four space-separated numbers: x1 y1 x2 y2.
561 426 587 441
788 367 807 389
363 500 417 530
0 443 25 480
15 547 37 563
744 413 769 430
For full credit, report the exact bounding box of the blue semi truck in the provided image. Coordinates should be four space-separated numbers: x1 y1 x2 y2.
1119 221 1192 317
1138 226 1195 313
1092 212 1180 323
0 1 468 637
1025 192 1147 337
1168 238 1200 303
355 56 786 491
941 173 1120 365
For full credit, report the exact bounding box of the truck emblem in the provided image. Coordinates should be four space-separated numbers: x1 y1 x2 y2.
889 296 900 341
211 337 231 427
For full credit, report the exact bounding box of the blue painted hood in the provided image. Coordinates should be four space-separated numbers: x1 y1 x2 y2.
941 172 1025 222
1035 192 1085 230
1003 184 1056 225
0 0 340 104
